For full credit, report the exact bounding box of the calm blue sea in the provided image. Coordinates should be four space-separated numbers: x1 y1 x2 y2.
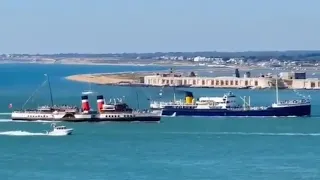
0 64 320 180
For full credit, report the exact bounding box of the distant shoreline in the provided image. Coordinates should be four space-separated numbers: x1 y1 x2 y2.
0 59 260 73
0 59 201 67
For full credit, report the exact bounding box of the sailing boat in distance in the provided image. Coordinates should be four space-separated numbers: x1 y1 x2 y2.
82 82 96 95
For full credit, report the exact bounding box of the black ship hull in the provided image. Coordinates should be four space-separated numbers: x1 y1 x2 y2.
88 116 161 122
162 104 311 117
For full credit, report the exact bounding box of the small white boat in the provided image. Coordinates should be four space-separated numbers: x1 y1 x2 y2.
82 90 95 95
82 83 95 95
46 123 73 135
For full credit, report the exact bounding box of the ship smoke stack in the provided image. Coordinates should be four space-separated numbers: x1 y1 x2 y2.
81 95 90 111
97 95 104 111
185 91 194 104
234 68 240 78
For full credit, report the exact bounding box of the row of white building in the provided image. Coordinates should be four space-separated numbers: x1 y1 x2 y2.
143 74 320 90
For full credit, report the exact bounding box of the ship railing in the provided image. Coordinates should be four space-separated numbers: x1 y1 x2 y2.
224 106 269 111
277 99 310 105
135 110 162 116
13 110 52 113
150 101 181 104
248 106 268 110
150 101 183 108
165 104 197 109
38 105 79 109
13 106 80 113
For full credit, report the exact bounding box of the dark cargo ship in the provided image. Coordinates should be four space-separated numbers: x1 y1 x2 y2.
150 80 311 117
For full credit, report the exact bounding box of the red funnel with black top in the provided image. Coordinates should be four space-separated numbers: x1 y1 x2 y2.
81 95 90 111
97 95 104 111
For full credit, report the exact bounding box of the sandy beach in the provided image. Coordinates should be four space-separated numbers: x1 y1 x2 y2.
66 72 153 85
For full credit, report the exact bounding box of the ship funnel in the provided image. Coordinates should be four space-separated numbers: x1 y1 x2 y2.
81 95 90 111
185 91 194 104
97 95 104 111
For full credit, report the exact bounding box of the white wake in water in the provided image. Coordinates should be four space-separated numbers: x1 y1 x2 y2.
0 119 13 122
0 112 11 115
0 119 61 123
165 132 320 136
0 131 67 136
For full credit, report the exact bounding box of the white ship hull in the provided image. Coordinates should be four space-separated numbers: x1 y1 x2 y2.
91 111 161 122
47 128 73 135
11 112 161 122
11 112 94 122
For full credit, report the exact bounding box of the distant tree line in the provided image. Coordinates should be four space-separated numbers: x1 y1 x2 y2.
3 50 320 61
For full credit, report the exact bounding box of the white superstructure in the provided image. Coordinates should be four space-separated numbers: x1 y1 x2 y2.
150 92 242 109
197 92 239 109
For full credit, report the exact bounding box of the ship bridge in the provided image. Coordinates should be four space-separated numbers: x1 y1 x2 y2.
197 92 239 109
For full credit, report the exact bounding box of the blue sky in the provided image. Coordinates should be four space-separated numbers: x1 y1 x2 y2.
0 0 319 54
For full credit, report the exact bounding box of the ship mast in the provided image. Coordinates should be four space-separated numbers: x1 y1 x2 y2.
170 67 176 102
135 90 140 109
275 76 279 104
173 86 176 102
44 74 54 107
21 78 48 109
